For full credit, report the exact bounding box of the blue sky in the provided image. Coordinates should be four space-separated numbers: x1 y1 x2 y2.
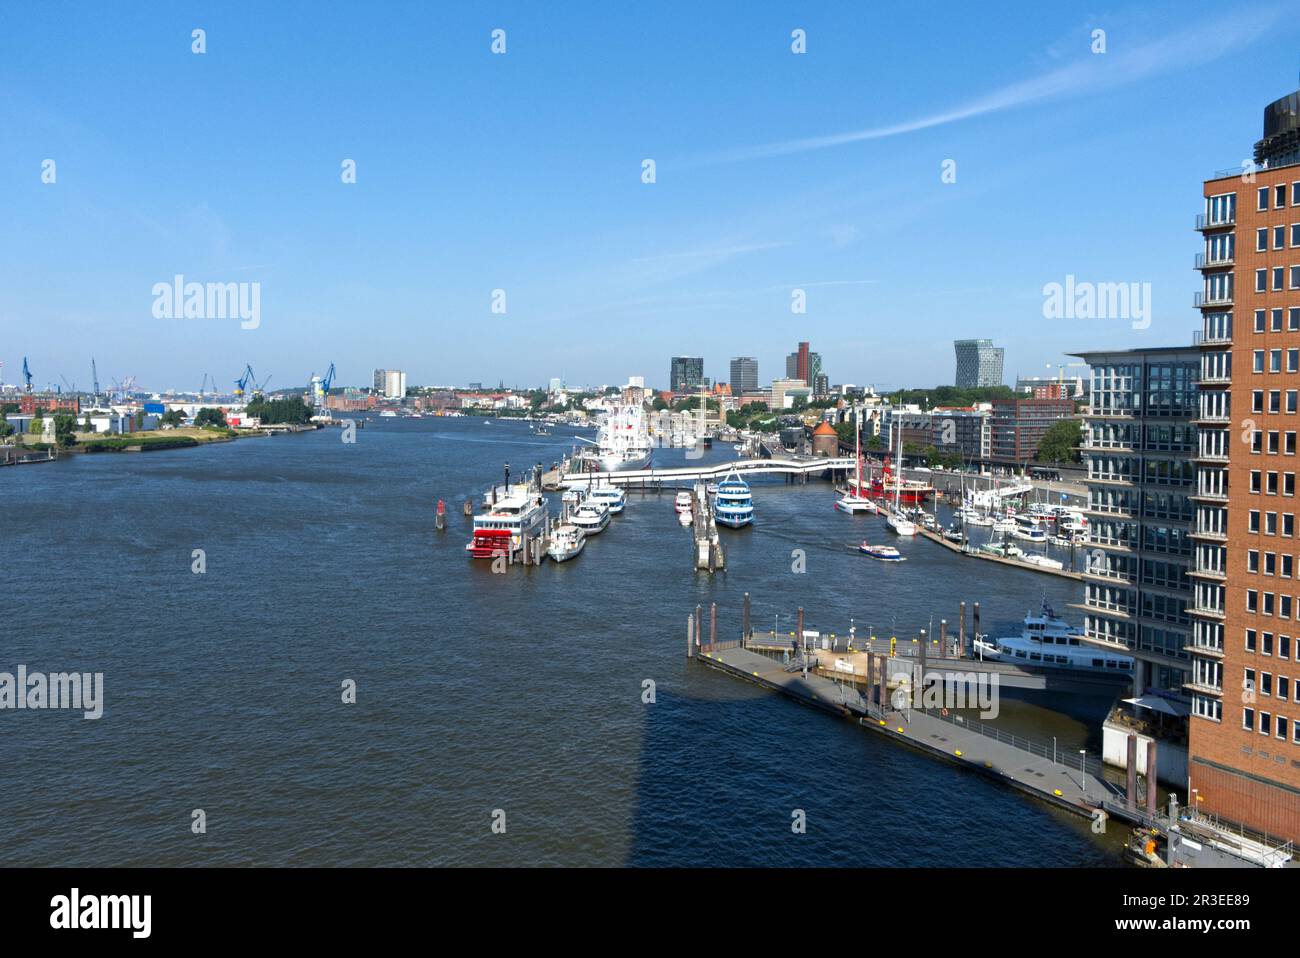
1 1 1298 394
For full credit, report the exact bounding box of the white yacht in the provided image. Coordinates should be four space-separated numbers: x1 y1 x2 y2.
714 470 754 528
973 603 1133 673
569 502 610 535
546 524 586 562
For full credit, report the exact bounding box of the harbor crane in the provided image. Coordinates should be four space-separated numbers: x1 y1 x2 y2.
234 365 270 399
311 362 336 411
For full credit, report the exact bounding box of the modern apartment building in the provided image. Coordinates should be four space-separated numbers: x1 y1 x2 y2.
669 356 703 394
988 396 1074 465
1188 84 1300 841
954 339 1005 388
1072 346 1200 784
729 357 758 396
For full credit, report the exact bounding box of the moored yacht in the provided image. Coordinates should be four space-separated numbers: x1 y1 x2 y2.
973 603 1133 673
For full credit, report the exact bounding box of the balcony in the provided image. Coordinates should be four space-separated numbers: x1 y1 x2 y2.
1196 212 1236 230
1195 252 1235 269
1194 291 1233 308
1192 329 1233 347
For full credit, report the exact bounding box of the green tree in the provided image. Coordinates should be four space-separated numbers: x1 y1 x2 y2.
194 407 228 429
52 413 78 447
1037 419 1081 463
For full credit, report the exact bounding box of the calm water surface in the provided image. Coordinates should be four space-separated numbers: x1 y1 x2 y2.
0 418 1124 866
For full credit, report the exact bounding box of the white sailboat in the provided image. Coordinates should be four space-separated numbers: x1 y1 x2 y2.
836 414 878 514
885 425 916 536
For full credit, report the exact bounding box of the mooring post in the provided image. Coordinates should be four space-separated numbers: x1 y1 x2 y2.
1146 741 1158 812
958 601 966 658
1126 734 1138 806
743 592 751 644
687 613 695 659
709 602 717 649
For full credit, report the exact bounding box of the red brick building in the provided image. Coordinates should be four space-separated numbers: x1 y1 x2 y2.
1189 84 1300 842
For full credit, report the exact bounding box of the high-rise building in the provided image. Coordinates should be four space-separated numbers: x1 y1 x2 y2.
1187 83 1300 841
669 356 703 394
729 357 758 396
954 339 1005 388
1072 346 1200 785
372 369 407 400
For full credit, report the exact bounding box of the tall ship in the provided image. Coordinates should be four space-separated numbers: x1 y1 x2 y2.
577 404 653 472
465 482 549 559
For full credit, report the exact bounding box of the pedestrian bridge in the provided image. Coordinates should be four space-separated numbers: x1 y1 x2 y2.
560 456 856 487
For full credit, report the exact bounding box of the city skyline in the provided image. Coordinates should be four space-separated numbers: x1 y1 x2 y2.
4 3 1300 392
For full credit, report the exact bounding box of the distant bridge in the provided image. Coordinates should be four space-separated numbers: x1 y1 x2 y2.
560 456 857 487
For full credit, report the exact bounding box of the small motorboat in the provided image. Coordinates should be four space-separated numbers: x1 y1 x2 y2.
858 542 905 562
546 524 586 562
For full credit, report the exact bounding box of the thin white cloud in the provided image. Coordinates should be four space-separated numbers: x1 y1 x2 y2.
689 5 1285 167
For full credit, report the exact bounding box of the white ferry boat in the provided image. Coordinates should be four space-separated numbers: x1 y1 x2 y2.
577 404 653 472
714 470 754 528
587 485 626 514
546 524 585 562
465 483 549 559
973 603 1133 672
569 502 610 535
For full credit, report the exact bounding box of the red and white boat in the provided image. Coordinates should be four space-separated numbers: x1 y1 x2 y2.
849 456 933 504
465 483 549 559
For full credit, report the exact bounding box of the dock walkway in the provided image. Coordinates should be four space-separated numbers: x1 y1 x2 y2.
695 642 1123 820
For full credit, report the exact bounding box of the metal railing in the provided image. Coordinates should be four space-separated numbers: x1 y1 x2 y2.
916 705 1119 789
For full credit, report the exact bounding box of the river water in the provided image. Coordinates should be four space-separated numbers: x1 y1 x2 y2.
0 417 1125 866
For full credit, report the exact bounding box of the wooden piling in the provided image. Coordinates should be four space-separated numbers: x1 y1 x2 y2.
1126 735 1138 805
1146 741 1158 811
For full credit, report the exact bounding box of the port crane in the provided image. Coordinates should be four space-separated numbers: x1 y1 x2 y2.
311 362 336 411
234 365 270 399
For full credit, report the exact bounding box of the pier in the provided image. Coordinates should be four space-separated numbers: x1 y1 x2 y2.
690 482 724 572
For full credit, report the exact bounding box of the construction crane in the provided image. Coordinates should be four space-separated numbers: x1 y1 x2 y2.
22 357 33 393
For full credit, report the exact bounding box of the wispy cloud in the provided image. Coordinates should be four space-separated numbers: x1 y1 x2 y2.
688 5 1285 167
